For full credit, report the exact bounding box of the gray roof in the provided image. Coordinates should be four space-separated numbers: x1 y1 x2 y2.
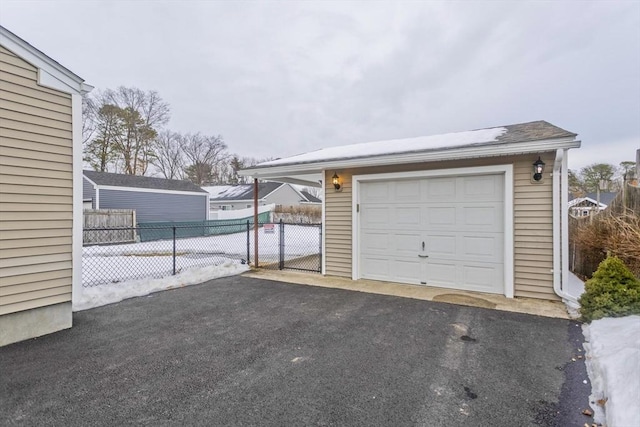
208 182 284 201
243 120 577 171
83 170 208 193
300 191 321 203
584 192 618 206
494 121 576 143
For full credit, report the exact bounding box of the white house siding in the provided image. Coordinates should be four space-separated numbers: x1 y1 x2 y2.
324 152 557 300
0 45 74 317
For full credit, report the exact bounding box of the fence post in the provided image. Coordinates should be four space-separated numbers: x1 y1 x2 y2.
172 226 176 275
318 224 322 273
279 219 284 270
246 220 250 265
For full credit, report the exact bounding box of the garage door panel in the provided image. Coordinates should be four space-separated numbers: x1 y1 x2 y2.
361 181 389 201
462 175 503 201
425 261 457 286
427 207 456 225
463 235 502 261
394 180 421 201
462 205 503 229
360 206 389 227
425 177 457 200
462 263 504 292
395 206 421 226
361 256 390 279
393 259 422 283
395 233 421 254
426 235 456 256
361 231 389 251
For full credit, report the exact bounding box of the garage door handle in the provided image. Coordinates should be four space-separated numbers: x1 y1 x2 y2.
418 254 429 258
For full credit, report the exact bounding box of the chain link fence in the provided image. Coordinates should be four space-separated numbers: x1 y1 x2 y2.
259 221 322 272
83 220 321 287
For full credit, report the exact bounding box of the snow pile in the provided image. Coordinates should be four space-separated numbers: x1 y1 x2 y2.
74 261 249 312
260 127 507 166
564 272 586 318
583 315 640 426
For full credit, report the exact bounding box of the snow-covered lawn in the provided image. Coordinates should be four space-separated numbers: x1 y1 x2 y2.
567 274 640 426
83 224 319 287
74 262 249 311
77 224 319 310
583 315 640 427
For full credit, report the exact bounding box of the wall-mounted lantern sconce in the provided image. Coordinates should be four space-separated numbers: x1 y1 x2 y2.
332 172 342 191
532 157 546 182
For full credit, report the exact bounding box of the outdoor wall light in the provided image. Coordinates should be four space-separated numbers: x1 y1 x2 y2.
532 157 546 182
332 172 342 191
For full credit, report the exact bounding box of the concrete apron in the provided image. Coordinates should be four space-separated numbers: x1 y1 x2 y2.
242 269 570 320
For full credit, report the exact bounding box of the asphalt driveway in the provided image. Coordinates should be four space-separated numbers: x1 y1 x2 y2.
1 275 591 426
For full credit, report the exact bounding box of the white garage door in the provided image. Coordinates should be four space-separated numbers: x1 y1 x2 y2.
359 174 504 294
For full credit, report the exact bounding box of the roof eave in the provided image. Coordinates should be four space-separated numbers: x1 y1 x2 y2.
238 137 581 179
0 26 91 95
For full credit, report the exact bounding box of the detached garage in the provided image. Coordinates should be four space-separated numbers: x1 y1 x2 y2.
239 121 581 301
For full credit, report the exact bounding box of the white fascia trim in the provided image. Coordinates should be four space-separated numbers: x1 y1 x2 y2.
552 149 577 304
351 164 514 298
71 93 83 311
239 138 581 179
210 198 265 204
96 185 209 197
82 175 98 187
0 27 92 95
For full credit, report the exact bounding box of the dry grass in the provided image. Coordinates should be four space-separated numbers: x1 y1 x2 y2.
571 209 640 278
273 205 322 223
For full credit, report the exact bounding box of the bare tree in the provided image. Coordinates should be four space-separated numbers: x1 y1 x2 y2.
182 133 228 185
151 130 185 180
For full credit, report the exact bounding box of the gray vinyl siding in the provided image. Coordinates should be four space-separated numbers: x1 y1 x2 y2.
98 189 207 223
82 177 95 208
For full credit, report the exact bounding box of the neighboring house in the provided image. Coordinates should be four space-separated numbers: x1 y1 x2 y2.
203 182 321 212
568 192 617 217
83 171 209 223
0 26 92 346
239 120 581 302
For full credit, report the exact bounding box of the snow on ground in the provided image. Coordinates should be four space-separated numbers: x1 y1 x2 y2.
564 272 586 318
83 224 319 287
74 261 249 311
582 315 640 427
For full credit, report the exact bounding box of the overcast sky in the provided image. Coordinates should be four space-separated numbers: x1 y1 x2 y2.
2 0 638 172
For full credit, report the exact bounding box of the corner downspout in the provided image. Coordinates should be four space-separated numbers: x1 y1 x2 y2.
553 149 578 304
253 178 259 268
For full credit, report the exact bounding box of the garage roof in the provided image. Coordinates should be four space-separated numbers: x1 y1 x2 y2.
84 170 208 193
238 121 580 187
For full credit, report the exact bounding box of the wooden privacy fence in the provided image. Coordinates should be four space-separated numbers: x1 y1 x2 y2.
83 209 136 245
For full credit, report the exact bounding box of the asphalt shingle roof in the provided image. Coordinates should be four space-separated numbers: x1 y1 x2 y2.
204 182 284 201
300 191 321 203
83 170 208 193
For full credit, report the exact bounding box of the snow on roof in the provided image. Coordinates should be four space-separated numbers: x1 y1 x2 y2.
201 185 247 199
260 127 508 167
202 182 284 201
